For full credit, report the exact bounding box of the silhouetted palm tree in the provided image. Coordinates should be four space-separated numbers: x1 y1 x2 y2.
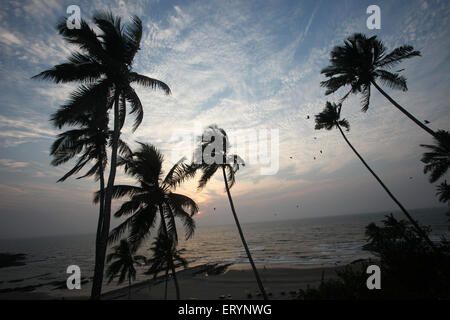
315 102 437 251
49 104 130 263
106 239 146 299
320 33 435 137
99 143 197 299
145 234 188 299
420 130 450 183
436 181 450 204
189 125 268 300
32 12 171 299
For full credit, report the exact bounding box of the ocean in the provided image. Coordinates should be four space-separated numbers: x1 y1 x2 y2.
0 207 448 298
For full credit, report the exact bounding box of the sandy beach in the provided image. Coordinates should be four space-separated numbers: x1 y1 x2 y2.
101 263 346 300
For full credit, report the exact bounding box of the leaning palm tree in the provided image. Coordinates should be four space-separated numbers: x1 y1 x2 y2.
32 12 171 299
420 130 450 183
106 239 146 299
145 234 188 299
320 33 435 137
315 102 437 251
99 143 198 300
189 125 268 300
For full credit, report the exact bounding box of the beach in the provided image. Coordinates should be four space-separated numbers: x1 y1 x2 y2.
101 263 346 300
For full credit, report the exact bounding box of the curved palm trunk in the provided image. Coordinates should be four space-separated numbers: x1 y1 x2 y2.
221 166 268 300
91 93 121 300
336 123 438 252
158 206 181 300
95 160 105 245
92 156 105 298
371 80 436 138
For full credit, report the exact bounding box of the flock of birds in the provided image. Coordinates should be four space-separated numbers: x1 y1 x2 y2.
207 115 431 215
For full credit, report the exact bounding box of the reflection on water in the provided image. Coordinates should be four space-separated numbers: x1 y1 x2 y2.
0 207 448 297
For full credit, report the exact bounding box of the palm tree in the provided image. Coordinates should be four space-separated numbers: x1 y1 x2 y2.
145 234 188 299
320 33 435 137
106 239 146 299
315 102 437 251
49 102 130 260
32 12 171 299
436 181 450 204
189 125 268 300
420 130 450 183
98 143 198 299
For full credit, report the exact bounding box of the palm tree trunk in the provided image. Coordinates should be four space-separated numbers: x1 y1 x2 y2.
170 262 181 300
164 267 169 300
95 159 105 246
336 123 438 252
128 276 131 300
158 206 181 300
371 80 436 138
92 156 105 298
221 166 268 300
91 92 121 300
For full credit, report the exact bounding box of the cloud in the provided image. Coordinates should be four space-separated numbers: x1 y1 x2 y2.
0 114 55 147
0 158 28 169
0 28 22 46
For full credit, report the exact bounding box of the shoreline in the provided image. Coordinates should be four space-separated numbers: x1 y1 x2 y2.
0 260 370 300
100 262 354 300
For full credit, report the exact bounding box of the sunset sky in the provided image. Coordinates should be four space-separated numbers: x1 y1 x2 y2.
0 0 449 238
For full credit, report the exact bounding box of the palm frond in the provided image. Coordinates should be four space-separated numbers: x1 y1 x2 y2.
129 72 171 95
93 185 143 203
375 70 407 91
376 45 421 69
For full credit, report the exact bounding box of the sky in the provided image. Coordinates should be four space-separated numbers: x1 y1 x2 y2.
0 0 449 239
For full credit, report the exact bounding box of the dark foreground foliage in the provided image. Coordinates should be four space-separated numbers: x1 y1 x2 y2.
297 214 450 299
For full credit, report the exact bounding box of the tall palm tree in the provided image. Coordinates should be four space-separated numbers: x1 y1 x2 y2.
189 125 268 300
106 239 146 299
315 102 437 251
98 143 198 299
49 101 130 258
420 130 450 183
320 33 435 137
145 234 188 299
32 12 171 299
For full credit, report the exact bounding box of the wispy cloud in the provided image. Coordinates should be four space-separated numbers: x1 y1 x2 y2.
0 158 28 169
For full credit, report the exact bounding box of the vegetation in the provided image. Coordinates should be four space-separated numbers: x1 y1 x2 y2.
34 12 171 299
145 234 188 299
187 125 268 300
106 239 146 299
298 215 450 299
421 130 450 183
35 7 449 300
315 102 437 251
320 33 434 137
102 143 198 299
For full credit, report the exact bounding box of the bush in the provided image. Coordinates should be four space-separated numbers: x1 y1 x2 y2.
298 214 450 299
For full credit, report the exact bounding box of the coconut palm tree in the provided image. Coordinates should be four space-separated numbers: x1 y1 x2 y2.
49 101 131 259
315 102 437 251
98 143 198 299
320 33 435 137
145 234 188 299
106 239 146 299
420 130 450 183
32 12 171 299
436 181 450 204
188 125 268 300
